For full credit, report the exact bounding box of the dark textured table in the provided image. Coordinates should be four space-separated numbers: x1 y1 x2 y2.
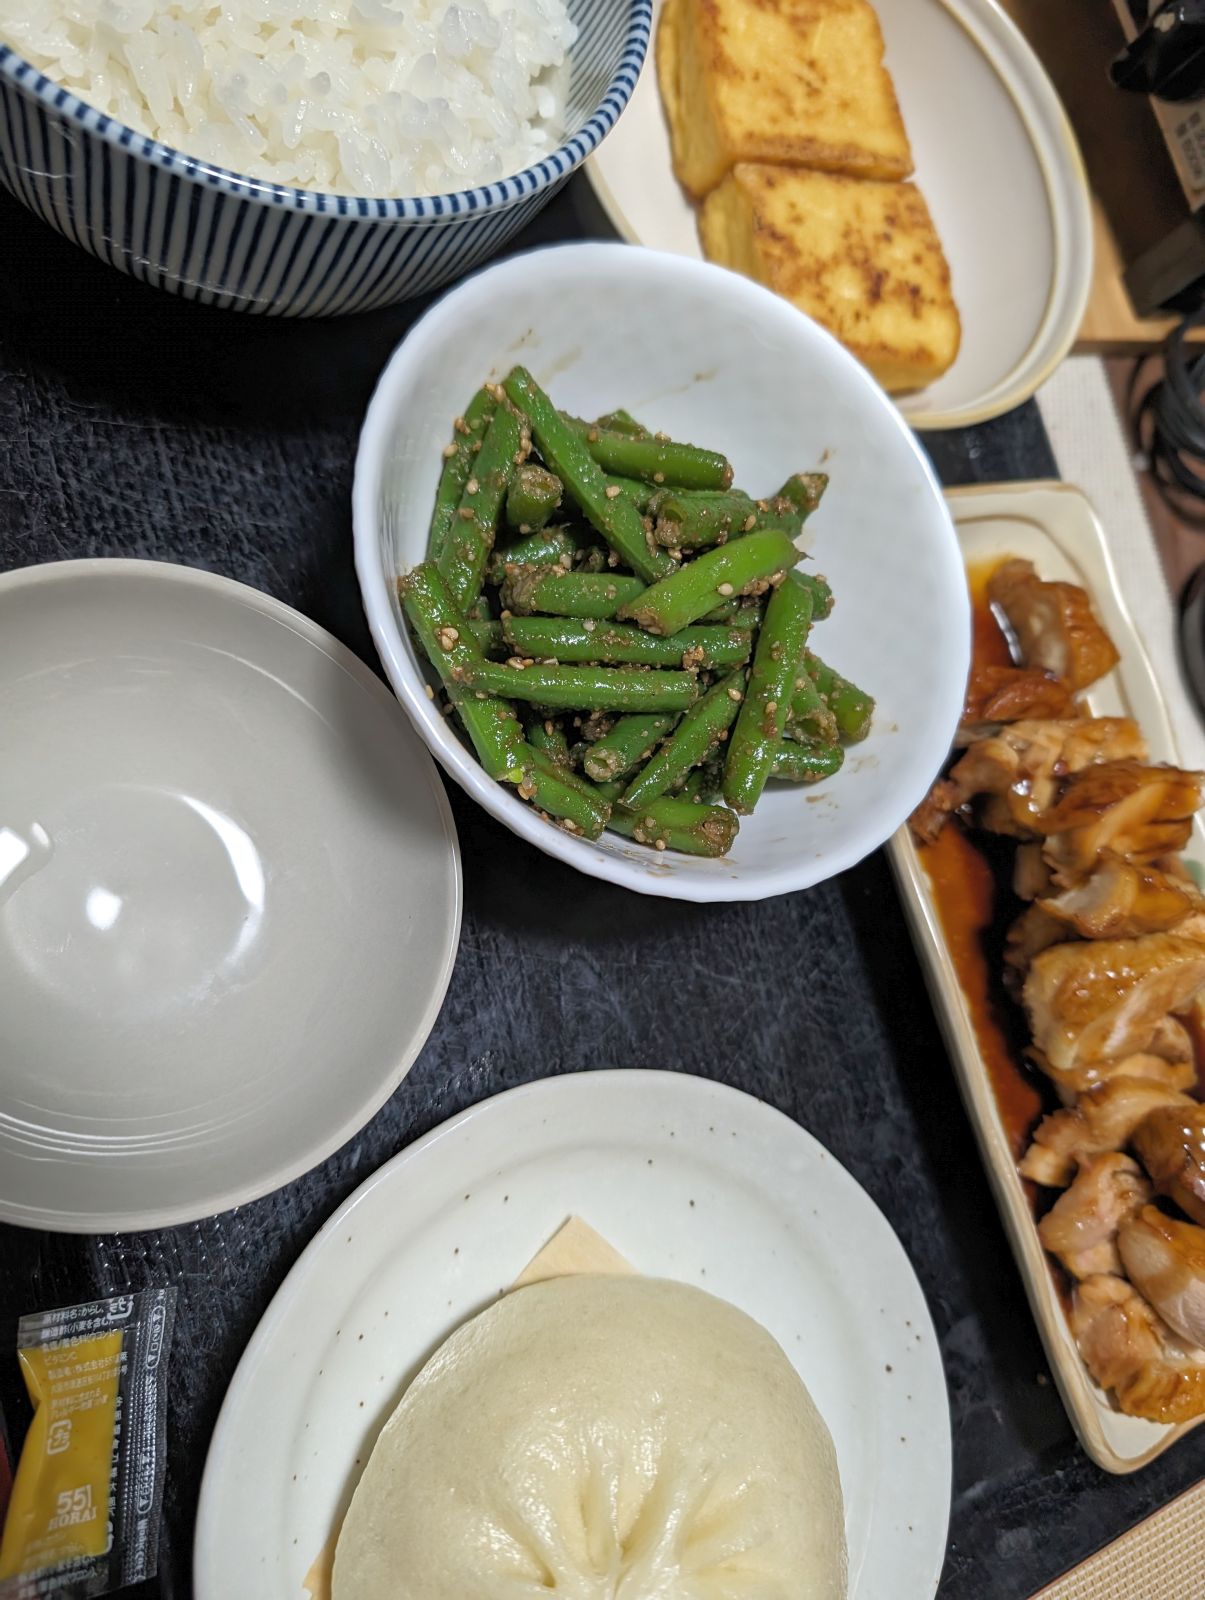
1 176 1201 1600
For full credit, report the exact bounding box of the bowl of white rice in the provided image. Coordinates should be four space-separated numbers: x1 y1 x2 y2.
0 0 649 316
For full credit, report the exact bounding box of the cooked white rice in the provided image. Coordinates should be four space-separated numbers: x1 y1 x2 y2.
0 0 578 197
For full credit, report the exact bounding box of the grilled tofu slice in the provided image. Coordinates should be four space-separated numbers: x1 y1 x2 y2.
699 164 960 392
657 0 913 199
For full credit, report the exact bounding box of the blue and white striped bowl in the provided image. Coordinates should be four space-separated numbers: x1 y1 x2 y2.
0 0 649 317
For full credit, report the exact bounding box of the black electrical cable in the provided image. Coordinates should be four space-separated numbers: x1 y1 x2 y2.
1131 302 1205 511
1133 303 1205 503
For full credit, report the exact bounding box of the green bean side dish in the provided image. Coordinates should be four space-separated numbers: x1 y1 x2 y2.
398 368 875 859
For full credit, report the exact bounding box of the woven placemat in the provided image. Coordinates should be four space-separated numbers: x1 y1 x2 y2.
1031 1479 1205 1597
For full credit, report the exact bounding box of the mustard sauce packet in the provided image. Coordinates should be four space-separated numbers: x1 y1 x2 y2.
0 1289 176 1599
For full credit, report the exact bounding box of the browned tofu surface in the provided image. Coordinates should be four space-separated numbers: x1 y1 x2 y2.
699 164 960 392
658 0 913 199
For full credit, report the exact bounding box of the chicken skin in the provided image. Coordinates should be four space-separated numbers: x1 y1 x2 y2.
988 559 1121 690
1038 855 1203 940
1018 1078 1195 1188
1022 933 1205 1075
1132 1104 1205 1227
910 718 1147 844
1119 1205 1205 1349
959 663 1077 736
1038 1154 1151 1278
1036 762 1204 884
1071 1272 1205 1422
1029 1017 1197 1105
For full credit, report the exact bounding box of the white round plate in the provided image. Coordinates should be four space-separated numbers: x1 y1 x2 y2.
195 1070 952 1599
586 0 1093 430
0 560 461 1232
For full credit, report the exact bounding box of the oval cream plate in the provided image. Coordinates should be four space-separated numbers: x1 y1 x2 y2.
0 560 461 1231
891 482 1205 1473
195 1071 952 1600
586 0 1092 430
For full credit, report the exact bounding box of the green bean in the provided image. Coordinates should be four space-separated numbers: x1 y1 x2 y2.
467 619 505 654
427 387 497 562
702 596 764 628
723 575 815 814
621 672 746 809
515 745 610 839
489 525 590 582
771 740 845 783
595 409 649 437
466 660 701 713
768 471 828 533
437 400 522 609
790 570 834 620
605 474 658 512
503 368 674 583
787 662 839 744
805 652 875 742
502 567 647 620
397 564 524 781
565 417 733 491
600 789 739 857
524 711 571 767
505 463 562 532
500 616 752 669
618 528 801 637
649 490 760 549
582 714 678 782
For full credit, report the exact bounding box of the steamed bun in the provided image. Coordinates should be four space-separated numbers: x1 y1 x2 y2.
333 1274 846 1599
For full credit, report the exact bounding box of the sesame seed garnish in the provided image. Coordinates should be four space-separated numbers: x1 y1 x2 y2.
653 472 665 484
743 514 756 531
717 582 734 596
507 656 528 670
583 618 597 632
559 552 573 569
587 427 600 443
605 485 621 499
458 506 474 521
465 477 479 495
453 415 469 435
654 838 667 851
424 683 435 699
727 686 743 702
654 431 670 442
765 700 778 714
434 626 459 651
441 442 458 459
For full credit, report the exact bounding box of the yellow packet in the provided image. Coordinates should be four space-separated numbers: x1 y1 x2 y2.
0 1289 175 1599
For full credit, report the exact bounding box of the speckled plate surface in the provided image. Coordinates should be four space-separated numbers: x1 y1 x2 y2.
194 1070 952 1599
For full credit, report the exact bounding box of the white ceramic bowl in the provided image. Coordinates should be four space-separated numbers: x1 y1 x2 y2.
354 243 970 901
0 560 461 1230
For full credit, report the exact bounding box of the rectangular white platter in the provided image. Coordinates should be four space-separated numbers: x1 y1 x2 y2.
888 480 1205 1473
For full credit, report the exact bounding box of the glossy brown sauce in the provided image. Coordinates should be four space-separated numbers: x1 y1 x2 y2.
920 562 1051 1175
